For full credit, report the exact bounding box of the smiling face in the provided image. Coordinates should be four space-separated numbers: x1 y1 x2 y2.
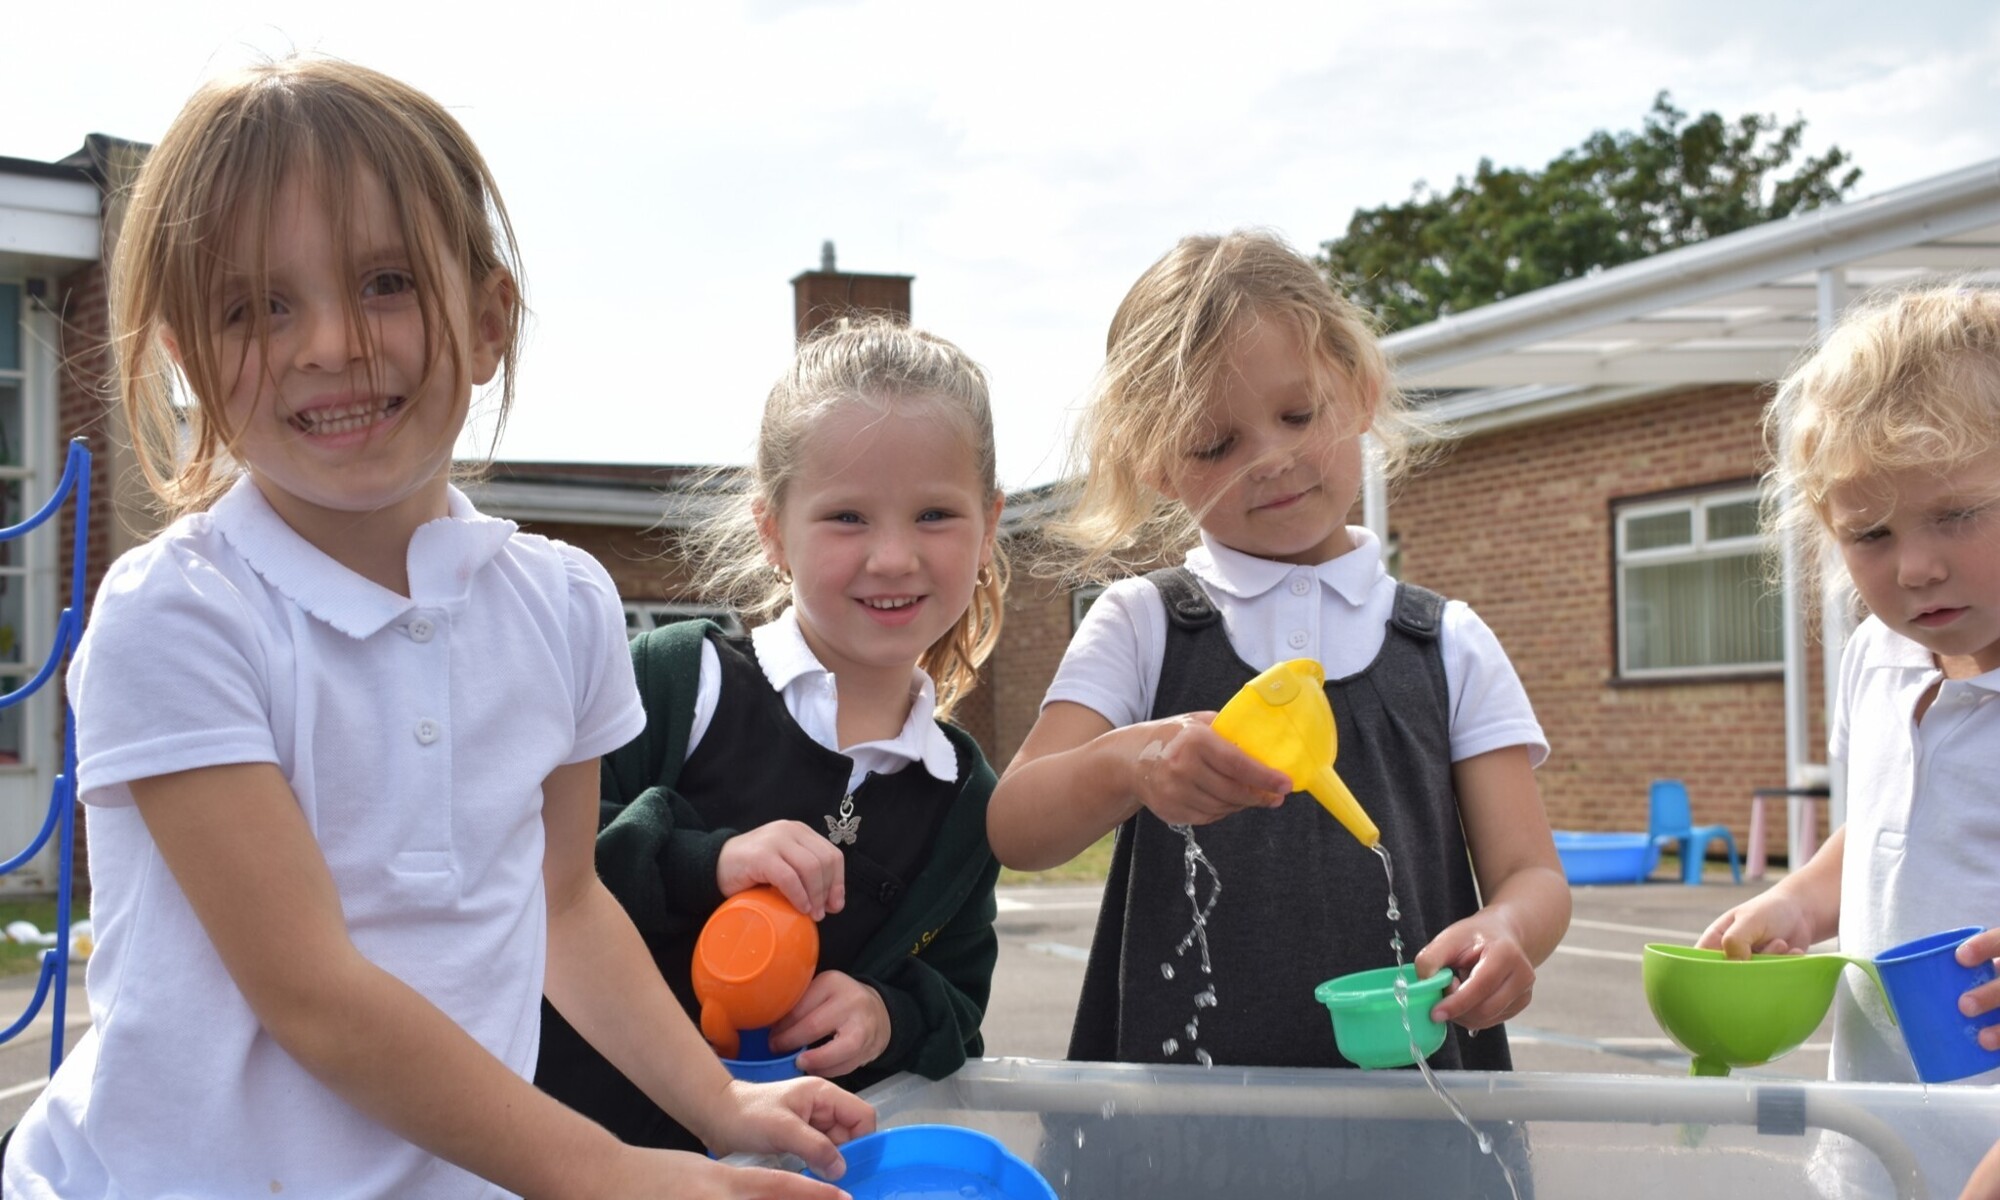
1163 311 1372 565
202 165 509 552
759 397 1002 696
1828 452 2000 674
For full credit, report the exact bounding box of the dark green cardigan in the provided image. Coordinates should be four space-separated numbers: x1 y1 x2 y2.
591 619 1001 1087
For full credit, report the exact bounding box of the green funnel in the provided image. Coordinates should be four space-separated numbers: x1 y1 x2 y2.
1643 944 1887 1077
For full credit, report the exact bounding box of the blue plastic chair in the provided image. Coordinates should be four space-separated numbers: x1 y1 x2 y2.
1649 778 1741 886
0 439 91 1073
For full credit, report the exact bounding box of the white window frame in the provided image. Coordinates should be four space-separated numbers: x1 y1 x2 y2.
623 601 744 637
1615 486 1778 679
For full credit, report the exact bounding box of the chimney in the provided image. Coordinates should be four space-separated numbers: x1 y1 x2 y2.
790 240 913 341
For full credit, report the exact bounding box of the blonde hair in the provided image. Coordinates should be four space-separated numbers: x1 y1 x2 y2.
113 56 522 516
1051 230 1431 579
688 316 1007 720
1765 286 2000 584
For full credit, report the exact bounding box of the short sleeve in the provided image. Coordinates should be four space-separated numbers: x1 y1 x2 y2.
67 545 280 805
1440 600 1549 767
557 543 646 765
1041 576 1164 729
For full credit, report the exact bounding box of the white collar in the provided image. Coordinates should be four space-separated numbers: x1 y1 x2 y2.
749 608 959 782
209 475 517 639
1187 526 1383 608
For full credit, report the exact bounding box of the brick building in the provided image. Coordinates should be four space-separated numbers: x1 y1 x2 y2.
1372 158 2000 859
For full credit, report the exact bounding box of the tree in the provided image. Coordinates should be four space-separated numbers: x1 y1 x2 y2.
1320 92 1863 331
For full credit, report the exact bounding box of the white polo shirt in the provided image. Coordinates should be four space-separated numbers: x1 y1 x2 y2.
8 478 645 1200
1810 616 2000 1197
1046 528 1547 765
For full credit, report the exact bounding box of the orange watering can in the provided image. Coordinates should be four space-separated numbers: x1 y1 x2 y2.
691 886 819 1059
1211 659 1379 848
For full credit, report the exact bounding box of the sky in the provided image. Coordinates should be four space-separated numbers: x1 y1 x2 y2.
9 1 2000 487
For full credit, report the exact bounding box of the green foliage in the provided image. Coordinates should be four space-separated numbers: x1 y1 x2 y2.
1320 92 1864 331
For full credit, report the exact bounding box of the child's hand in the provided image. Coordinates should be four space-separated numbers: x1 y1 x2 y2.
718 821 846 920
706 1076 876 1179
592 1145 854 1200
1955 928 2000 1049
1129 713 1290 826
1416 911 1538 1031
1696 894 1814 958
770 970 892 1079
1962 1137 2000 1200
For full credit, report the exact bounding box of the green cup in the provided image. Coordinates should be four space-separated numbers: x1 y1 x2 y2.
1315 963 1451 1069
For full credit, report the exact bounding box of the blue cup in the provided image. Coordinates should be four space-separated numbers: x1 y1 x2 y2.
1874 926 2000 1083
720 1026 802 1083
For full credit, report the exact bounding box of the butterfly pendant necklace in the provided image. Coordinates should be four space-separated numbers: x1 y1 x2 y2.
825 792 861 846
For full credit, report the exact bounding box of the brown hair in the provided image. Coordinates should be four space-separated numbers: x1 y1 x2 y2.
687 316 1006 720
1051 229 1433 579
113 56 522 515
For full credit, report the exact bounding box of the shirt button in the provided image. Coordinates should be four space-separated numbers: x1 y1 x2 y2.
415 719 441 745
1291 577 1312 596
1288 631 1308 649
877 880 902 904
407 618 435 643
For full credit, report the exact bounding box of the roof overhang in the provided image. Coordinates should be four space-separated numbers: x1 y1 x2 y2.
1384 158 2000 419
0 164 100 267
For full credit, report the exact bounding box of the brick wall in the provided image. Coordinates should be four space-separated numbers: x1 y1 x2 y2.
1391 384 1827 846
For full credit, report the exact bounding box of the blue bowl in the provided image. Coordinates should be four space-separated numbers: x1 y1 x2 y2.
1553 831 1660 885
809 1124 1056 1200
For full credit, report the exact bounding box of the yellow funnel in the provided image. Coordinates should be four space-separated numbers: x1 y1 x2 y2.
1211 659 1379 848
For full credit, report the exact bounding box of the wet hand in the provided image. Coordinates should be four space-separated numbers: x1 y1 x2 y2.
771 971 891 1079
1696 896 1811 959
707 1076 875 1181
718 822 846 920
1129 714 1290 826
1956 927 2000 1047
1418 917 1536 1031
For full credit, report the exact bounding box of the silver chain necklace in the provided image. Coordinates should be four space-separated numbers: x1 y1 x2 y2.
824 792 861 845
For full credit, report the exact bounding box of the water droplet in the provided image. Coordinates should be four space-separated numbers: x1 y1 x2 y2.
1477 1132 1493 1155
1075 1128 1086 1148
1186 1021 1198 1039
1099 1099 1117 1119
1387 904 1401 921
1162 1037 1179 1056
1195 1048 1213 1066
1159 962 1175 980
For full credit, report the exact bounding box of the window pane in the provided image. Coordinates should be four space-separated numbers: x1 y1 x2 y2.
1623 552 1781 671
1706 499 1761 542
1625 509 1691 552
0 285 18 372
0 383 19 467
0 673 24 763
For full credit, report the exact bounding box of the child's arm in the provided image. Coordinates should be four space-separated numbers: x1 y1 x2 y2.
987 702 1290 870
775 853 1003 1081
1696 825 1845 957
1416 746 1572 1031
542 760 875 1167
134 761 857 1200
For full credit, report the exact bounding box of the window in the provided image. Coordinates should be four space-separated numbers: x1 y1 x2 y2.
1071 584 1105 632
1616 488 1780 677
0 283 29 763
623 601 744 637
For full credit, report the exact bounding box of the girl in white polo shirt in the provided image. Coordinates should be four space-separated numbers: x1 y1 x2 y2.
4 57 869 1200
1700 288 2000 1199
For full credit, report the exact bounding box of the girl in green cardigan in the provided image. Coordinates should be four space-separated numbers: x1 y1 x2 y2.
537 317 1007 1151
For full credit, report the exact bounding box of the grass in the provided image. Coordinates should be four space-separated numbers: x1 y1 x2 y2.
998 831 1118 885
0 895 88 977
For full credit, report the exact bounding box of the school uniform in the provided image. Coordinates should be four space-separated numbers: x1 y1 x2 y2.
7 477 644 1199
536 611 999 1149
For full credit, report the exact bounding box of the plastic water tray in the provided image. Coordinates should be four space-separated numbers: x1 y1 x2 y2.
737 1058 2000 1200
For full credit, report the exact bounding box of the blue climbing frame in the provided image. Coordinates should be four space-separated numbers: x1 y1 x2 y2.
0 439 90 1074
